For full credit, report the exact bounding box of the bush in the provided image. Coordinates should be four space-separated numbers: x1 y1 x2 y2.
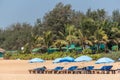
100 51 120 60
4 52 12 59
82 48 92 54
3 51 120 60
90 54 102 60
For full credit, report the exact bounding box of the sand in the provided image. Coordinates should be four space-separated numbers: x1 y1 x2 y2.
0 59 120 80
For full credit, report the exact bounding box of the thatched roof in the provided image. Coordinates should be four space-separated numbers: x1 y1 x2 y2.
0 48 5 53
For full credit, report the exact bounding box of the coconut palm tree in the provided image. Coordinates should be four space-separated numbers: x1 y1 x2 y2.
75 29 92 50
52 24 78 51
42 31 53 48
57 24 77 44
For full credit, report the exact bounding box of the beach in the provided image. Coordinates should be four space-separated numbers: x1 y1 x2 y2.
0 60 120 80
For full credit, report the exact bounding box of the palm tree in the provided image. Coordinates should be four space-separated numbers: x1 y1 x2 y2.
58 24 77 44
94 27 108 52
52 24 78 51
52 39 68 51
42 31 53 48
109 27 120 51
79 18 97 49
75 29 92 49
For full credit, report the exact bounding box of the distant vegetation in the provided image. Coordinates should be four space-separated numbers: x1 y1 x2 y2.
0 2 120 56
4 51 120 60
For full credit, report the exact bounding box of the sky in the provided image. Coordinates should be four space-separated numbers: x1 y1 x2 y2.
0 0 120 28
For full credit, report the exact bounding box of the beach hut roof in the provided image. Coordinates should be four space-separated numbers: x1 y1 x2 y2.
0 48 5 53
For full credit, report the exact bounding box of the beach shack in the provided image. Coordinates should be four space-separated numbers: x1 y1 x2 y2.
0 48 5 57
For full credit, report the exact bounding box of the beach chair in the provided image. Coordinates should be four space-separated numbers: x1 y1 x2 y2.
73 67 84 74
116 68 120 74
74 66 94 74
44 66 64 74
91 65 113 74
60 66 78 74
85 66 94 74
28 66 46 74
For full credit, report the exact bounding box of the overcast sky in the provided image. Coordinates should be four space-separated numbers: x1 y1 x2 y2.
0 0 120 28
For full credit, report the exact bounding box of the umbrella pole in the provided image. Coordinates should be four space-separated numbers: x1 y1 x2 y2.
35 63 38 68
81 62 85 69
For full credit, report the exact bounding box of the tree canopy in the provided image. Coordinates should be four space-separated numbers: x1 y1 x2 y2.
0 2 120 53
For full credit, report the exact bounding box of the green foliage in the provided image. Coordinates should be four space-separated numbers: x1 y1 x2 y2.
100 51 120 60
3 52 77 60
0 2 120 57
90 54 102 60
3 51 120 61
112 45 119 51
82 48 92 54
4 52 12 59
43 2 73 34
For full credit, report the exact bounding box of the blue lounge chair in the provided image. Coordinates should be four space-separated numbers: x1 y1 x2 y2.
86 66 94 70
74 66 94 74
77 67 87 70
85 66 94 74
68 66 78 70
29 66 47 74
44 66 64 74
52 66 64 74
60 66 78 74
92 65 113 74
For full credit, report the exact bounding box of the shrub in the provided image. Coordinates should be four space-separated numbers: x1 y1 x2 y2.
90 54 102 60
82 48 92 54
4 52 12 59
100 51 120 60
3 51 120 60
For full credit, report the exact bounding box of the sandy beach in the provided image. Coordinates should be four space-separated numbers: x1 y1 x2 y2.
0 59 120 80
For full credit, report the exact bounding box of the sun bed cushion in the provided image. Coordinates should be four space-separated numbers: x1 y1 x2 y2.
34 66 46 71
68 66 78 71
53 66 64 70
86 66 94 70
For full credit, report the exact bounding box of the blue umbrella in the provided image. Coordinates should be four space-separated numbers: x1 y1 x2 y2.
74 55 92 62
118 58 120 61
29 58 45 63
60 56 74 62
95 57 115 64
53 58 63 63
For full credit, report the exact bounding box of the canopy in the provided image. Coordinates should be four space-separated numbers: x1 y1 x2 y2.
29 58 45 63
53 58 63 63
60 56 74 62
95 57 114 64
32 48 41 52
75 55 92 62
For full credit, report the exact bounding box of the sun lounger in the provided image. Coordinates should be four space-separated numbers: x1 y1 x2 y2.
44 66 64 74
28 66 46 74
91 65 113 74
114 68 120 74
74 66 94 74
59 66 78 74
85 66 94 74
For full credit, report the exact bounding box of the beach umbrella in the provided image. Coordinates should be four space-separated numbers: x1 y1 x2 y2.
74 55 92 68
53 56 74 67
74 55 92 62
29 58 45 68
53 58 63 63
95 57 115 64
29 58 45 63
58 56 74 67
60 56 74 62
118 58 120 61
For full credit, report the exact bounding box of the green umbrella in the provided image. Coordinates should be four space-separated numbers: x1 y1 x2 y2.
32 48 41 52
47 47 59 53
